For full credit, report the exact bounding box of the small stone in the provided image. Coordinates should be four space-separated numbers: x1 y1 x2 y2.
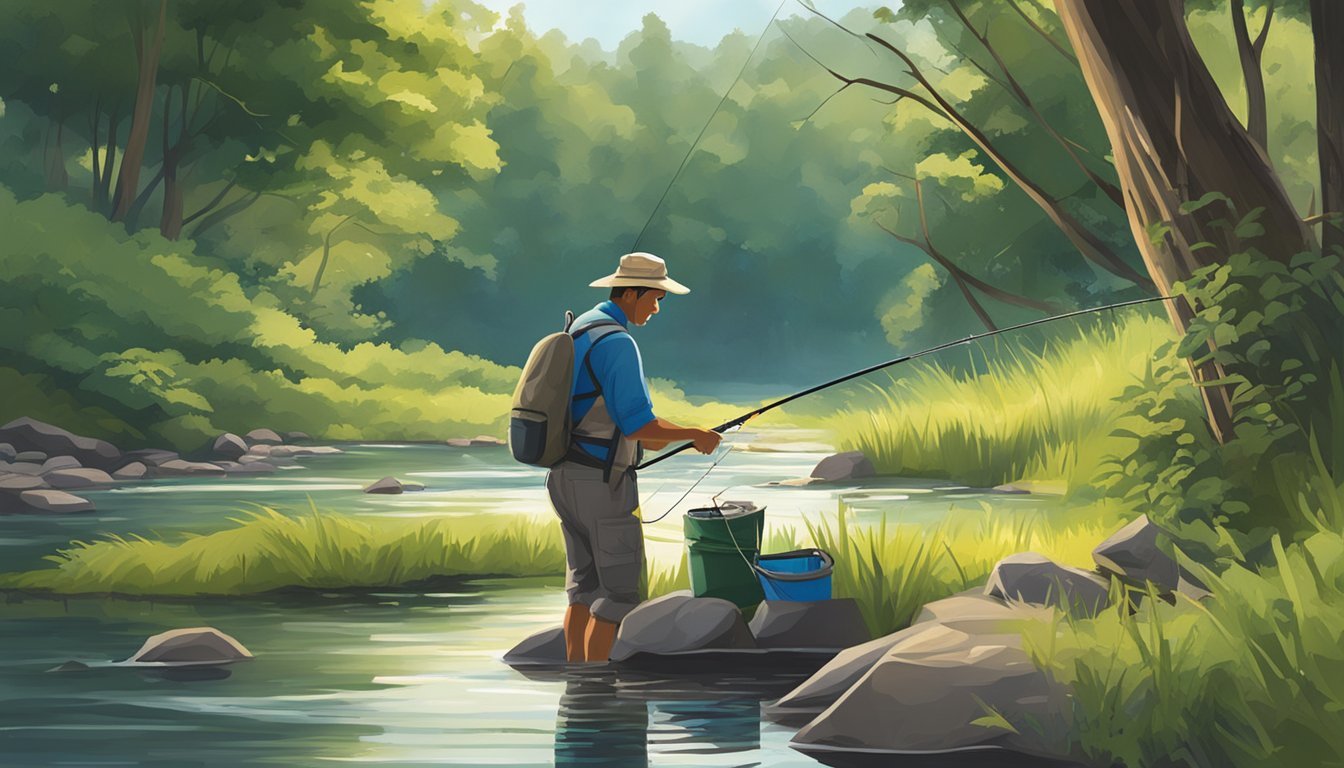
47 660 90 673
246 444 273 456
809 451 875 483
992 484 1030 494
609 593 756 662
43 468 115 489
126 627 253 664
282 431 311 443
18 489 95 513
984 552 1111 618
401 481 425 491
3 462 47 476
155 459 226 477
244 428 283 445
364 476 404 494
222 461 276 474
748 599 870 650
15 450 47 463
40 455 81 472
0 443 14 461
503 626 568 666
444 438 472 448
125 449 180 467
470 435 505 446
211 433 248 459
112 461 148 480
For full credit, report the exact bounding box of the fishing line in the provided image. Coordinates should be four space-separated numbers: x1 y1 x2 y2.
640 443 734 525
630 0 787 252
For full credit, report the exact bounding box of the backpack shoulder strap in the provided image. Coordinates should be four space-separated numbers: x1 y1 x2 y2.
571 322 628 401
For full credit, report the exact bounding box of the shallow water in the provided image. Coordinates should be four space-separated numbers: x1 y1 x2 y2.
0 429 1059 766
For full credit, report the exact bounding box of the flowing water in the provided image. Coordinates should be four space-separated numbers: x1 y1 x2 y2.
0 429 1049 767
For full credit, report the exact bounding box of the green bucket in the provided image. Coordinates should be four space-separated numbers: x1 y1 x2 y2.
684 503 765 609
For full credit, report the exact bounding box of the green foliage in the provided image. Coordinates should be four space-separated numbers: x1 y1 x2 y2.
1103 248 1344 559
1025 527 1344 767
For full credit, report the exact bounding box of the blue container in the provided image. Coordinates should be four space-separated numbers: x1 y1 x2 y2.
754 548 834 602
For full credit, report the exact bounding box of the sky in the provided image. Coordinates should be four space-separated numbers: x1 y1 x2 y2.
470 0 821 49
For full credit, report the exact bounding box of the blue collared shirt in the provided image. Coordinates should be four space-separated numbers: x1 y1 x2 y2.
570 301 656 460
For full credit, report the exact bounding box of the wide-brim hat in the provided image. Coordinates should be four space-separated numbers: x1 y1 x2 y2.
588 252 690 294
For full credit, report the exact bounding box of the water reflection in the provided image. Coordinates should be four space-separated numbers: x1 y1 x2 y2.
555 675 649 767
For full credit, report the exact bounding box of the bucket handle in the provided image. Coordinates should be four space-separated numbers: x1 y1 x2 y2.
751 548 834 581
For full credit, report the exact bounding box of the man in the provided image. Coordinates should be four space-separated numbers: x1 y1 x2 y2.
547 252 722 663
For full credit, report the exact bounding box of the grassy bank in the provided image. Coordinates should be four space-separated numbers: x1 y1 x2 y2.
825 313 1189 493
0 501 1124 639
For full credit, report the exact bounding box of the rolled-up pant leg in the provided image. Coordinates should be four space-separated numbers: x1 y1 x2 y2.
546 462 644 623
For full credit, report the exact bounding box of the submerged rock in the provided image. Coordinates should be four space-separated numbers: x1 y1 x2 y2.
748 599 870 650
364 476 405 494
47 660 91 673
609 593 755 662
282 431 311 443
0 417 123 471
16 489 95 514
985 552 1111 618
126 627 253 664
809 451 875 483
503 626 568 666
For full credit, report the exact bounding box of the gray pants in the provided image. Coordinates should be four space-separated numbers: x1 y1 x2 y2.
545 461 644 622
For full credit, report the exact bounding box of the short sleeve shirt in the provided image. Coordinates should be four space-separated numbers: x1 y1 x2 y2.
570 301 656 460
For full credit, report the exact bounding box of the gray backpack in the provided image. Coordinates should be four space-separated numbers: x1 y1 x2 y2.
509 311 625 467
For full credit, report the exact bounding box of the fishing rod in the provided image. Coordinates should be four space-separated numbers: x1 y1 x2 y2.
635 294 1178 470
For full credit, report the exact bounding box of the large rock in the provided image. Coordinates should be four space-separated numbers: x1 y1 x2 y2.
609 593 756 662
245 428 283 445
748 599 870 650
809 451 875 483
211 433 248 459
112 461 148 480
155 459 226 477
126 627 253 664
790 623 1069 758
503 626 568 666
915 591 1051 632
17 489 95 513
768 625 928 716
1093 515 1206 598
985 552 1111 618
1 461 45 476
16 450 47 462
43 468 115 490
364 476 405 494
0 418 123 471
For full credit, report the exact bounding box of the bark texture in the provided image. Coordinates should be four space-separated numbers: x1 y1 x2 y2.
1313 0 1344 253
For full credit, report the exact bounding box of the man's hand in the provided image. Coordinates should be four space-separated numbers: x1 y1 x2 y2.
691 428 722 455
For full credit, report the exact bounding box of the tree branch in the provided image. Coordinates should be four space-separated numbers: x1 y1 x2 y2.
1003 0 1077 64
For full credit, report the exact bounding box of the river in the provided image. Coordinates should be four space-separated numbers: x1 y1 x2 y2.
0 429 1048 767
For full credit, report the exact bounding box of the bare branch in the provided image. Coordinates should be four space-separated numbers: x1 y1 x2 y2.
1003 0 1077 65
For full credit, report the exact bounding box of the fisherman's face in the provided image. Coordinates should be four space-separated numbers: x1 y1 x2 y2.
627 288 666 326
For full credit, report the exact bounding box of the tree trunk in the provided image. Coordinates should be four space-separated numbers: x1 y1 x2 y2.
1313 0 1344 254
159 84 188 240
1230 0 1273 152
1053 0 1314 444
99 105 120 214
45 120 69 191
111 0 168 222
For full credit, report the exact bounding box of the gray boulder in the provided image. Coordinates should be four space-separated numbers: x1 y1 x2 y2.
41 455 81 472
44 468 115 490
246 444 273 456
609 593 756 662
126 627 253 664
768 624 928 716
155 459 226 477
790 623 1069 758
211 433 248 459
0 418 123 471
245 428 283 445
915 591 1051 632
0 474 48 491
810 451 875 482
18 489 95 514
282 431 311 443
0 442 14 461
16 450 47 462
985 552 1111 618
503 626 568 666
1093 515 1206 597
364 476 405 494
748 599 870 650
112 461 148 480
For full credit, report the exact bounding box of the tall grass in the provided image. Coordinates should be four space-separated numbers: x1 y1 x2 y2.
1022 529 1344 767
808 503 1122 636
827 314 1187 493
0 506 566 596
